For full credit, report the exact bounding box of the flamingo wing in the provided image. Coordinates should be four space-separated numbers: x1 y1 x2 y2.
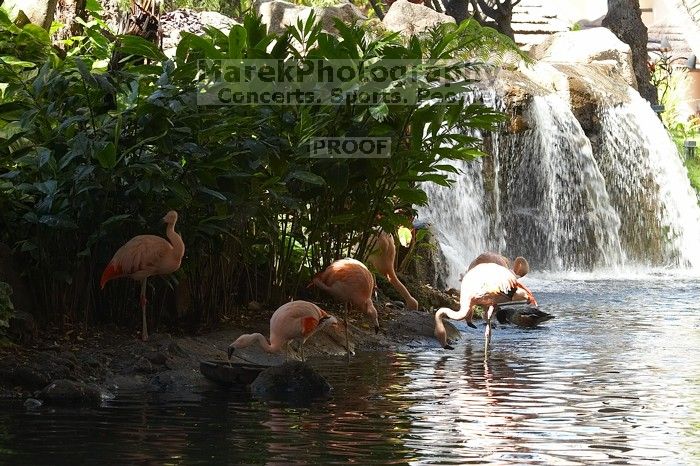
464 263 519 301
100 235 172 287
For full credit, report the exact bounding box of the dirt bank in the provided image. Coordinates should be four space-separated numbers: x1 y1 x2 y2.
0 283 462 403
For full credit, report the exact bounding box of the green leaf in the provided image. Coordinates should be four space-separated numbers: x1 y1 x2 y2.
228 25 247 59
86 0 102 13
397 226 412 247
94 142 117 169
118 35 167 61
198 186 227 201
0 56 36 68
289 171 325 186
369 103 389 122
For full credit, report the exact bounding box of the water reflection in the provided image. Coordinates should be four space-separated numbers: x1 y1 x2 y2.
0 278 698 465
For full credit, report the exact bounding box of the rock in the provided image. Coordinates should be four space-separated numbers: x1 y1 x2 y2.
3 0 58 29
160 9 241 56
247 300 263 312
78 353 102 368
23 398 42 409
530 28 638 90
144 351 168 366
132 357 155 374
509 115 530 133
382 0 455 36
167 340 188 358
250 361 331 402
149 372 176 393
254 0 366 35
39 379 101 405
9 366 51 391
602 0 657 105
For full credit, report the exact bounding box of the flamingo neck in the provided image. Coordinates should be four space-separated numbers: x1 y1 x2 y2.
165 219 185 261
364 300 379 329
434 303 471 347
233 333 280 353
387 271 417 308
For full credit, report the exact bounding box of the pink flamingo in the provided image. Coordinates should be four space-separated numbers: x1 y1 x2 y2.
228 300 338 362
460 252 530 281
434 262 538 355
367 231 419 311
312 258 379 357
100 210 184 341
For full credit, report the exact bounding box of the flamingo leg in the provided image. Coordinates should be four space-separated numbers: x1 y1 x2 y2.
301 342 305 363
140 278 148 342
484 305 495 358
344 303 350 363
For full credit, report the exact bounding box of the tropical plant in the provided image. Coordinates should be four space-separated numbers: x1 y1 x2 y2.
0 5 510 330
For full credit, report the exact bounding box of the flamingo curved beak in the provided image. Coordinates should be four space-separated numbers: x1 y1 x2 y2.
227 345 235 360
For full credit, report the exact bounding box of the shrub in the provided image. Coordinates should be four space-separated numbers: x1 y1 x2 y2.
0 7 510 329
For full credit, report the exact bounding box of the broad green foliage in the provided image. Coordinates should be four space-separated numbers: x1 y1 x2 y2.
0 7 509 326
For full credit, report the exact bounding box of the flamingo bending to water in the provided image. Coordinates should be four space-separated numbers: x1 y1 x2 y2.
434 262 538 355
100 210 184 341
312 258 379 357
367 231 419 311
228 300 337 362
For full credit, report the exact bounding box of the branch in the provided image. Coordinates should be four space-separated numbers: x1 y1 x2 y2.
476 0 499 18
368 0 385 20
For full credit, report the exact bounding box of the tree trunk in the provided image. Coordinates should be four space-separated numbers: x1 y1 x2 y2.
444 0 471 23
602 0 658 105
53 0 87 41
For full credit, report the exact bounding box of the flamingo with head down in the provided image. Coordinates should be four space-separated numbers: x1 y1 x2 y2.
228 300 338 362
311 258 379 358
434 262 538 355
367 231 419 311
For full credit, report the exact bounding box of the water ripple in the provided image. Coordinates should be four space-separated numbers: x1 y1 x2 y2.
0 278 699 465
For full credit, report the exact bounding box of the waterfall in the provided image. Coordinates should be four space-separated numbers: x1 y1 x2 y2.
596 90 700 269
419 88 700 287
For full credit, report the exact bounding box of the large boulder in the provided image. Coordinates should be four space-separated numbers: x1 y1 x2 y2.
3 0 58 29
39 379 102 405
382 0 455 36
530 27 638 90
254 0 366 35
160 9 241 56
250 361 331 402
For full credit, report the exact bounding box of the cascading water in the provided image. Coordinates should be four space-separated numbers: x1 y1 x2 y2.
596 90 700 269
419 86 700 287
491 95 625 271
417 158 504 286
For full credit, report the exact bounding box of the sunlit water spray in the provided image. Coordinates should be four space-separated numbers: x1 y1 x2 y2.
597 90 700 269
419 89 700 287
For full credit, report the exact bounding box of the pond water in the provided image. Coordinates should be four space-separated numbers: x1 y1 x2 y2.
1 273 699 465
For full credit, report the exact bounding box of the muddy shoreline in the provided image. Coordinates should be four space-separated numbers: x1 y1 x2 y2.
0 283 464 404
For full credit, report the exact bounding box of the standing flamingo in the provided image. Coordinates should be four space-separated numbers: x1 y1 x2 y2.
367 231 419 311
100 210 184 341
434 262 538 355
312 258 379 357
227 300 337 362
